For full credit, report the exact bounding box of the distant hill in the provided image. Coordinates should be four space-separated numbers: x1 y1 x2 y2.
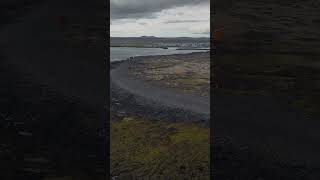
140 36 157 38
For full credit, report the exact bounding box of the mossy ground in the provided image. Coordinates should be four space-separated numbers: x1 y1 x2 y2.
110 117 209 179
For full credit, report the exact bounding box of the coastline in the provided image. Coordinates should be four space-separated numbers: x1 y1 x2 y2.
110 52 210 124
111 46 210 50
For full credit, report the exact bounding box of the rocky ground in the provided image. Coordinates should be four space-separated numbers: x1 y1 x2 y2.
129 52 210 97
110 53 210 179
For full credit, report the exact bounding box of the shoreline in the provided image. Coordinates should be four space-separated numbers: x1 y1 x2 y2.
110 50 210 63
110 52 210 124
111 45 210 49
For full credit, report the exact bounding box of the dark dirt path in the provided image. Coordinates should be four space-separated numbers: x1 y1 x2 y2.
111 60 210 122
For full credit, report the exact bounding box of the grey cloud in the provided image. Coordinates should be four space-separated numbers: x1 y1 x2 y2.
192 30 210 35
111 0 209 20
138 22 148 25
190 27 210 35
164 19 208 24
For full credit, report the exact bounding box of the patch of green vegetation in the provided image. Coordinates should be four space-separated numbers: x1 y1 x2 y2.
200 91 210 97
110 117 209 179
168 123 208 144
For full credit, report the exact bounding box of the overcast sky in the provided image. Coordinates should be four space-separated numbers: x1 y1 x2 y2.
110 0 210 37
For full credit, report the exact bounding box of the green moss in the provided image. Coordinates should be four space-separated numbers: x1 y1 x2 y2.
110 118 209 178
200 92 210 97
168 123 209 144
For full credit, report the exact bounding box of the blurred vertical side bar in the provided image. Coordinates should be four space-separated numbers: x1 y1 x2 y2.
210 0 214 180
212 0 320 179
0 0 108 178
106 0 110 178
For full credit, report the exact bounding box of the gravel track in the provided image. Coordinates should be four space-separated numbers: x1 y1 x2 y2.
111 58 210 124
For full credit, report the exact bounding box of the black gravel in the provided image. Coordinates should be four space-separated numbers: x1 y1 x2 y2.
110 59 209 126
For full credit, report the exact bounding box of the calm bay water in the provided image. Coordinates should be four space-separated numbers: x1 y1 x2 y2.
110 47 208 62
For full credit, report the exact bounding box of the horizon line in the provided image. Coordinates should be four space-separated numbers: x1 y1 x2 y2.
110 36 210 38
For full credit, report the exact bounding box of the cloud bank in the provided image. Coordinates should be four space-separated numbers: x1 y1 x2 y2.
111 0 210 37
111 0 209 19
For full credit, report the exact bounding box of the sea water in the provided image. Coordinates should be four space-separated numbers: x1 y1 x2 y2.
110 47 208 62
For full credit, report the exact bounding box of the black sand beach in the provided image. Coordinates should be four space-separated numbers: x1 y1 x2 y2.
111 53 210 124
